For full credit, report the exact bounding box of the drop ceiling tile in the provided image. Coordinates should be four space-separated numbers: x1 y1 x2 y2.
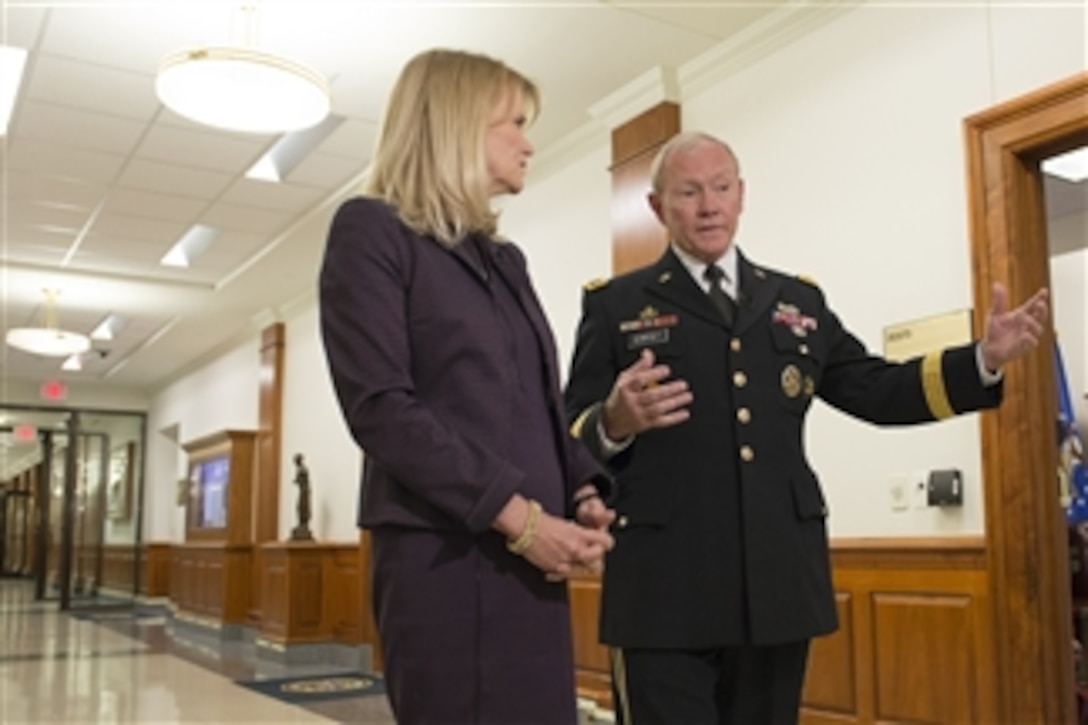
219 178 324 213
286 152 362 190
78 235 170 265
2 247 68 267
6 205 90 234
201 202 293 235
90 213 189 247
117 159 233 200
5 172 106 209
313 118 380 158
104 189 206 223
137 125 268 173
13 100 148 156
6 138 126 184
24 54 160 121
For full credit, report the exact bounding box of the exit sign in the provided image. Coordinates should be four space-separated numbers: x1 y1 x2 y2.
40 380 68 401
12 424 37 443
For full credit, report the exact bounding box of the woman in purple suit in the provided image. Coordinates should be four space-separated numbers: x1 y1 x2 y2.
319 48 616 724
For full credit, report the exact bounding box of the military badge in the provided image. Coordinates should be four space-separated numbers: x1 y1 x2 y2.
658 271 672 284
619 306 679 332
781 365 802 398
772 302 818 337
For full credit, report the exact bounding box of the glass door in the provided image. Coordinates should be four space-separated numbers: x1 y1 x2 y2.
0 406 146 611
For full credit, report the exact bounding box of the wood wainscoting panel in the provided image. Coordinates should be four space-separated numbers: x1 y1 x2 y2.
802 538 994 724
143 543 172 597
870 592 975 723
261 553 289 639
569 571 612 709
803 593 856 715
258 542 372 648
330 545 363 644
99 544 137 592
170 543 252 624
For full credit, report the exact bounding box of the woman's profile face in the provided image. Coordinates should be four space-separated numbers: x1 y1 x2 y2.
485 88 534 196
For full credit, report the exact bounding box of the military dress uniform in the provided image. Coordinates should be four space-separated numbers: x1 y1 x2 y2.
564 246 1002 722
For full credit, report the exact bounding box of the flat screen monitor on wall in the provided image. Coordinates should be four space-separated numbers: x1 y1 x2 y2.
191 456 230 529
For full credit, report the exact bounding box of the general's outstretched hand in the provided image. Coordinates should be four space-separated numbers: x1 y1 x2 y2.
601 348 693 441
979 283 1050 372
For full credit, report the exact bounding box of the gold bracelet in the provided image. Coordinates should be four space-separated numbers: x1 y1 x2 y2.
507 499 542 555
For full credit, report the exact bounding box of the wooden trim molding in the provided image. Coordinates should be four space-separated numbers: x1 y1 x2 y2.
964 72 1087 723
610 102 679 275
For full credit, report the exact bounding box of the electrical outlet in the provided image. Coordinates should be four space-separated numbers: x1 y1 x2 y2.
890 475 909 511
912 474 930 510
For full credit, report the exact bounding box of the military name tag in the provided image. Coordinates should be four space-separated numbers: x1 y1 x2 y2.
627 329 669 349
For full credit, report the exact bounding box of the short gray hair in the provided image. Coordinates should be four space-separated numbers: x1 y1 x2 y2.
649 131 741 194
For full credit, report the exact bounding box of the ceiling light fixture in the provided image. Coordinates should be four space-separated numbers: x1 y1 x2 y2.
246 113 345 182
154 6 330 135
161 224 219 268
5 290 91 357
91 313 127 341
0 45 28 136
1042 146 1088 183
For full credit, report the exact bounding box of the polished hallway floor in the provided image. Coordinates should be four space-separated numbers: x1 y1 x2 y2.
0 579 395 724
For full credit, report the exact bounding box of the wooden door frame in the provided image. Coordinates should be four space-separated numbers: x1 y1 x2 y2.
965 72 1088 723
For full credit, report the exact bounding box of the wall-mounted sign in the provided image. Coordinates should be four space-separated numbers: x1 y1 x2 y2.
883 309 974 362
39 380 68 401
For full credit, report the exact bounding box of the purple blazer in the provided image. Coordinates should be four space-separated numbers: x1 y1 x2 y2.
319 197 609 533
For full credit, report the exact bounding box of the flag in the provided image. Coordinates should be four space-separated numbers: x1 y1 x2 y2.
1056 340 1088 523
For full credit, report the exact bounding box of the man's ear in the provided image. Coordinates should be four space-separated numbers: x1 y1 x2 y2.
647 192 665 223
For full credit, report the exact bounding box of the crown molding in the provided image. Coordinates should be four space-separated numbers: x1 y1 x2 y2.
678 0 862 101
587 65 681 131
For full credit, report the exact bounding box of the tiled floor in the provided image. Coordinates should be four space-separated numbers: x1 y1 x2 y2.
0 579 395 724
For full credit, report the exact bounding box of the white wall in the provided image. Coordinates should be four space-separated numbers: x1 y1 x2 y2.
145 339 260 542
501 140 615 375
140 1 1086 543
280 304 362 542
692 3 1082 536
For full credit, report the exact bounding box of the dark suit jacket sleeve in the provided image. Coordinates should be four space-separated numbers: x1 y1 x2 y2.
813 289 1002 423
319 199 523 533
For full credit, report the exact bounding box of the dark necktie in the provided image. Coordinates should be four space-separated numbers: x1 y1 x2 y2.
704 264 735 326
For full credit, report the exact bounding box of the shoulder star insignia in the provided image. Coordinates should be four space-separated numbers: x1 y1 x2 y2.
797 274 820 288
583 277 610 291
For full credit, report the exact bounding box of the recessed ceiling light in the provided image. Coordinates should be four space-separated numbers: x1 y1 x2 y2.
1042 147 1088 183
91 313 126 341
162 224 219 268
0 45 28 136
246 114 344 183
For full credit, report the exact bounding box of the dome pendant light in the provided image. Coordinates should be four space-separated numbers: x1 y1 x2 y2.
5 289 91 358
154 7 330 134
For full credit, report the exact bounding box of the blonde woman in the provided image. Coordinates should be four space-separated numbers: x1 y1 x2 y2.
319 49 615 724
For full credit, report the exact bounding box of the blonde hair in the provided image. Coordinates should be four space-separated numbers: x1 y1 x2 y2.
364 49 540 246
649 131 741 195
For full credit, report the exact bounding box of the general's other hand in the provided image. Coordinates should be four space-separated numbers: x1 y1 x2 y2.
979 284 1049 371
601 348 692 441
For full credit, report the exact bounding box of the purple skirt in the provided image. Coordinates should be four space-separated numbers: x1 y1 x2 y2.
371 525 578 725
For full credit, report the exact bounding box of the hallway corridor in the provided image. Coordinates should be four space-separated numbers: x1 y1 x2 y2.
0 579 396 724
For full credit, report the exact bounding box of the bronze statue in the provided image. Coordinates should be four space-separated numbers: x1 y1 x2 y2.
290 453 314 541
